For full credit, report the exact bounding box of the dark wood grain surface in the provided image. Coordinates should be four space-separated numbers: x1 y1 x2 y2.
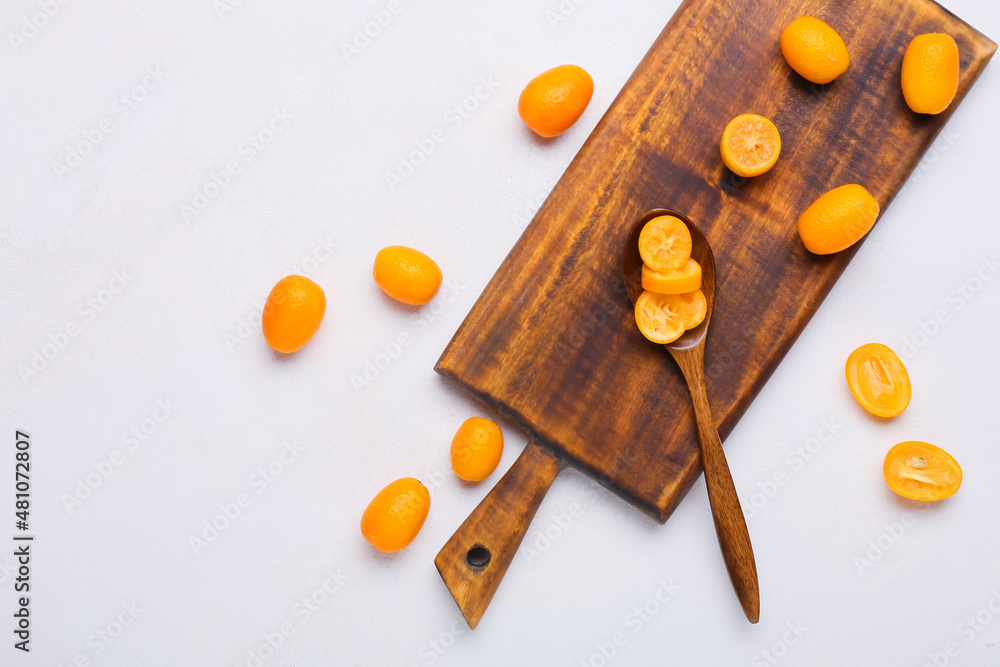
436 0 995 522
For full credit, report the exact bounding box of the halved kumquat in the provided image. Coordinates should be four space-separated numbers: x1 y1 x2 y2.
845 343 911 417
720 114 781 178
884 441 962 501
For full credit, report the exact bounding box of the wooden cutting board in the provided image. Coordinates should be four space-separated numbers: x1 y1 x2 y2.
434 0 994 627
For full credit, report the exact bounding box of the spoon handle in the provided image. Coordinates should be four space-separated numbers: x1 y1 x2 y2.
672 345 760 623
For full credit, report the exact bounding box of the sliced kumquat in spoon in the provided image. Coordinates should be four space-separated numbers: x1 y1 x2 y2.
634 290 686 344
678 289 707 330
642 258 702 295
638 215 692 272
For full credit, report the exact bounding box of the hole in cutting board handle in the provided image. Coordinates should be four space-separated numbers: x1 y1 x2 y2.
465 545 491 570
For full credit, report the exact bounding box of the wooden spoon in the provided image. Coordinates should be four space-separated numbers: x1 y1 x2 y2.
623 208 760 623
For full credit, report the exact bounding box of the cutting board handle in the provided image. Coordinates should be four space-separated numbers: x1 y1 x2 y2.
434 442 562 628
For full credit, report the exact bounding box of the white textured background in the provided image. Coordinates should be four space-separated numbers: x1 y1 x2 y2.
1 1 999 665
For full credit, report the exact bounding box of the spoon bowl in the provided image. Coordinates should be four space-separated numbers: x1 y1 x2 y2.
622 208 759 624
622 208 716 349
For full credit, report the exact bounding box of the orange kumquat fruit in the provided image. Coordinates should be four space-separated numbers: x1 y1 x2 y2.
634 291 686 344
361 478 431 553
780 16 850 84
638 215 692 272
884 442 961 501
450 417 504 482
261 275 326 354
901 33 959 115
797 184 879 255
720 114 781 178
678 289 707 330
641 259 702 295
518 64 594 138
373 246 442 306
845 343 911 417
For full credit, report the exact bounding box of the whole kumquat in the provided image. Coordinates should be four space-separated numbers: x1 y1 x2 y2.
780 16 851 84
450 417 504 482
261 275 326 354
518 64 594 138
361 477 431 553
797 184 880 255
373 246 442 306
901 33 960 115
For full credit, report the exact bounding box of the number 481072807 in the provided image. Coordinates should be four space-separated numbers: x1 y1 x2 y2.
15 431 30 531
